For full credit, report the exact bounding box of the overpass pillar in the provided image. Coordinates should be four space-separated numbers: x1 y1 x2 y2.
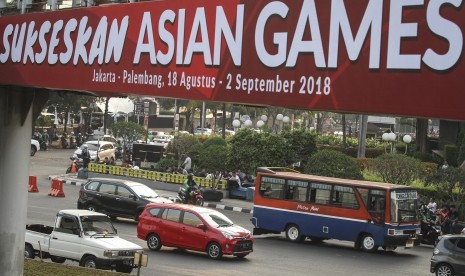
0 89 33 275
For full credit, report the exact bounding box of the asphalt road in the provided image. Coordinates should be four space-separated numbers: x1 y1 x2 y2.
28 149 434 276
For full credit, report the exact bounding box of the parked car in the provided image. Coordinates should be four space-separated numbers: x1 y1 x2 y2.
194 128 213 136
152 134 174 145
31 139 40 156
73 141 115 163
77 178 172 221
137 203 253 259
215 129 235 136
430 235 465 276
25 209 143 274
86 134 118 144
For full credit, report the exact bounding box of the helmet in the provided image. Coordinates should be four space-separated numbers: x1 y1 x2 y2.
187 173 193 180
83 144 88 148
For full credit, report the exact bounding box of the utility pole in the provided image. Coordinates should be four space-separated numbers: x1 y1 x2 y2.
357 114 368 158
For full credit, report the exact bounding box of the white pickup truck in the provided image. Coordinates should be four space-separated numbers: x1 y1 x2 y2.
25 209 143 274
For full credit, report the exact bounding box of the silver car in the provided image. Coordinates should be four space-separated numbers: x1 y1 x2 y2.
430 235 465 276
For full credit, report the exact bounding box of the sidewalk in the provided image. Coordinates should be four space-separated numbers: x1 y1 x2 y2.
48 172 254 214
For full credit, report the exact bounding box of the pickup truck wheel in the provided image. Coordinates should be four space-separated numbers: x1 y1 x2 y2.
24 244 35 259
81 256 98 269
115 265 133 274
86 205 97 212
51 256 66 263
30 145 37 157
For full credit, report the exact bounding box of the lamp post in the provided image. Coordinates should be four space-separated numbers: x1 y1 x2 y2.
382 132 397 153
276 114 283 133
403 134 412 154
232 119 241 131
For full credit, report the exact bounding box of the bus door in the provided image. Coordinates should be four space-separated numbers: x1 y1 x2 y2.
357 188 386 225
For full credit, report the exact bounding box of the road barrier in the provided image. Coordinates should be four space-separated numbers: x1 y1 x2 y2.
48 179 65 197
87 164 229 189
28 176 39 193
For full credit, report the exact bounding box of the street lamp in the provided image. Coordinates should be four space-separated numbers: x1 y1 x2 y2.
403 134 412 154
244 119 253 128
382 132 397 153
261 115 268 122
276 114 283 133
256 120 265 128
232 119 241 132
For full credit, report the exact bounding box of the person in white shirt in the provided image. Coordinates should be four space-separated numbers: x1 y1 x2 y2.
182 154 192 172
427 198 437 213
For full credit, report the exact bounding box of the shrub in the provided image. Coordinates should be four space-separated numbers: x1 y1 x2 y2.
357 158 372 170
370 154 421 185
202 136 227 148
412 151 434 162
304 150 362 180
198 144 229 173
280 128 317 167
444 144 458 167
157 158 178 170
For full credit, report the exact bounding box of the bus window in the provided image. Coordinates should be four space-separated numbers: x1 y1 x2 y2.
308 183 331 205
285 179 308 202
260 176 286 199
331 185 359 209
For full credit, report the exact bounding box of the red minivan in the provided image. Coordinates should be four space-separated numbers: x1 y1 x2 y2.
137 203 253 259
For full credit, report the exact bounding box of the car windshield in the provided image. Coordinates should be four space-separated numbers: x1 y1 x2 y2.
131 184 159 198
200 211 234 228
390 189 419 223
81 144 98 151
80 215 116 236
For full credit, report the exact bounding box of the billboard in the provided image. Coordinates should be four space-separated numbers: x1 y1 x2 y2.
0 0 464 120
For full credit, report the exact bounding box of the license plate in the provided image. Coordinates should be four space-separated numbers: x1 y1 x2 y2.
405 239 413 248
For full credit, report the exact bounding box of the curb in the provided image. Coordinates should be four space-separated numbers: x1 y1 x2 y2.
48 175 254 214
167 197 253 214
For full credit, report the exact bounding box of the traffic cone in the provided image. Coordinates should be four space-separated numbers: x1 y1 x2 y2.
70 162 77 173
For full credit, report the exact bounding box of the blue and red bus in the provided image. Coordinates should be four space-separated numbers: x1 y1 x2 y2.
252 167 421 252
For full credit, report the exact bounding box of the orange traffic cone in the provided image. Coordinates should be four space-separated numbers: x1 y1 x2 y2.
70 162 77 173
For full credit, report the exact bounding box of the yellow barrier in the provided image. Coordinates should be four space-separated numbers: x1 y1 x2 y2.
89 164 229 190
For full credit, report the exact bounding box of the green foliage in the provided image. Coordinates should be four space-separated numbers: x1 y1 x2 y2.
304 150 362 180
362 169 383 182
227 129 291 174
457 135 465 166
316 135 382 148
370 154 421 185
35 115 52 127
167 134 201 167
202 136 227 148
280 128 317 167
424 167 465 203
444 144 458 167
316 145 384 158
109 121 147 142
156 158 178 169
412 151 434 162
198 144 230 173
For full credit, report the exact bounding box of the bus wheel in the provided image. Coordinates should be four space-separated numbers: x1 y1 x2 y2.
360 234 378 252
285 224 305 242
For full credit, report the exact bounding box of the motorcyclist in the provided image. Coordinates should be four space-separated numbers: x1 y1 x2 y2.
82 144 91 169
183 173 196 202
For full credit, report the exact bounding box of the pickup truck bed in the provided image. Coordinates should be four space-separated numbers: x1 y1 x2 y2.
26 224 53 235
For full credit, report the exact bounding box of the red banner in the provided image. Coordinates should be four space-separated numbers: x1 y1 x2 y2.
0 0 464 120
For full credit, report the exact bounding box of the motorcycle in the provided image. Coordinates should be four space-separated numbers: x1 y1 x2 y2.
66 157 81 174
69 135 77 149
177 185 204 206
418 204 441 245
61 135 68 149
39 139 48 151
76 133 83 147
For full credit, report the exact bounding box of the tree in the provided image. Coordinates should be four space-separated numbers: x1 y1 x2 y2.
198 144 230 173
227 129 291 174
304 150 363 180
280 128 317 169
46 92 95 132
424 167 465 210
167 134 201 167
109 121 146 146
